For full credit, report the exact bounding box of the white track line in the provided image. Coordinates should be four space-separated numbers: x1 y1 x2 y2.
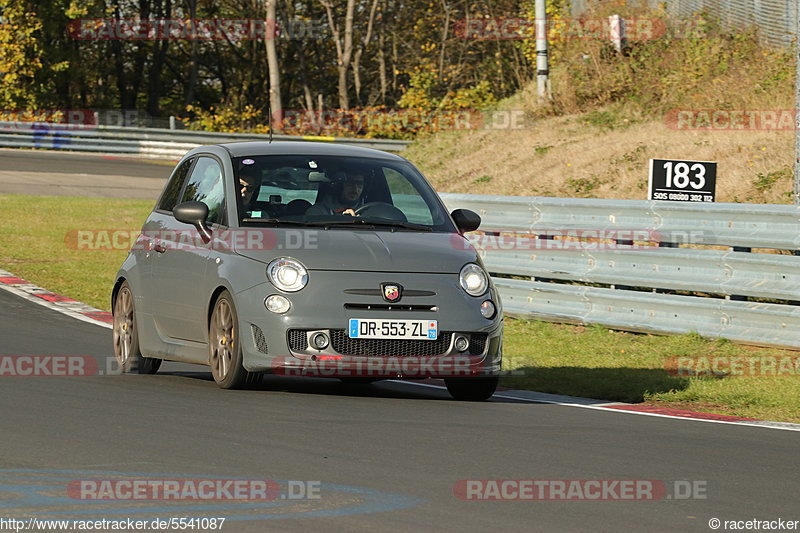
3 268 797 432
0 269 112 329
391 381 800 433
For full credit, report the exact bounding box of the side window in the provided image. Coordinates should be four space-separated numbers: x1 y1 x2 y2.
180 157 226 225
157 157 194 212
384 168 433 225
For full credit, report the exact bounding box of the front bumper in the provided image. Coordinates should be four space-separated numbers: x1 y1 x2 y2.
233 270 503 377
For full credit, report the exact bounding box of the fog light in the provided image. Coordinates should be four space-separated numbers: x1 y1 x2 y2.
454 335 470 352
311 332 329 350
265 295 291 314
480 300 496 319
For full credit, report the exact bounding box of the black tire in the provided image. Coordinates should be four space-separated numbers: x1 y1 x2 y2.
444 377 498 401
113 281 162 374
209 291 260 389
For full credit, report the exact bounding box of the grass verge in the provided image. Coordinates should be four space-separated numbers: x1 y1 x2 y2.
1 194 797 422
501 320 800 422
0 194 152 309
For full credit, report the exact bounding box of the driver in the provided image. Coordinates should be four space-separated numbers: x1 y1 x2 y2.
238 165 270 218
307 169 366 216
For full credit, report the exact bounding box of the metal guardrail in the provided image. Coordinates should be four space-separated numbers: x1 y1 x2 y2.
1 123 794 349
0 122 412 157
440 193 800 350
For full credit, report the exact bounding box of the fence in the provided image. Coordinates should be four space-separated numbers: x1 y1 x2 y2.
440 193 800 350
0 122 411 158
569 0 798 48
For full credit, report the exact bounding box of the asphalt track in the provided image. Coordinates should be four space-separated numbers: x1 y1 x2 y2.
0 149 172 198
0 149 798 532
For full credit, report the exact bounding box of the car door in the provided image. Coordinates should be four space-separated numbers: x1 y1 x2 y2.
137 156 195 317
151 155 228 343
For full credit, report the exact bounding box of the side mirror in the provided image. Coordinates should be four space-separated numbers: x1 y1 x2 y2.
173 201 212 243
451 209 481 233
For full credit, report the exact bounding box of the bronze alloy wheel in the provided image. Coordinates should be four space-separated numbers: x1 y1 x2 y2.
209 291 261 389
112 281 161 374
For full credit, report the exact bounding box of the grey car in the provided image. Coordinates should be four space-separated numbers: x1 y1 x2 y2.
112 142 503 400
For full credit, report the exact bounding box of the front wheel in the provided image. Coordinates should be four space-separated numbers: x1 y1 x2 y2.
209 291 260 389
444 377 498 401
113 281 161 374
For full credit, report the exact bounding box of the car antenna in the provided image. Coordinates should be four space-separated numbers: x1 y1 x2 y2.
267 95 273 144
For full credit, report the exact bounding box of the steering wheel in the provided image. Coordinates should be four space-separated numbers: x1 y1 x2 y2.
353 202 407 222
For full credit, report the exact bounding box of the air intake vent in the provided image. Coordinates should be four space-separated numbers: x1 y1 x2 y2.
251 324 268 354
288 329 308 351
330 330 452 357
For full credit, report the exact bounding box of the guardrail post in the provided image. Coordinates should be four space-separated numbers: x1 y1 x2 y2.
729 246 752 301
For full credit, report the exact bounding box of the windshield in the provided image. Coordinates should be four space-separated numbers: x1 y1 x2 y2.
233 155 455 232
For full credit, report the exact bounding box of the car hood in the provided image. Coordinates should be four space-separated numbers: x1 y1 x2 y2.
233 229 479 273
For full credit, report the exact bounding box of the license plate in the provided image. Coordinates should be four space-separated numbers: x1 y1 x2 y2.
348 319 438 340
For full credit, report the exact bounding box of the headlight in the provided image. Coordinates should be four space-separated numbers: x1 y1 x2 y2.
459 263 488 296
267 258 308 292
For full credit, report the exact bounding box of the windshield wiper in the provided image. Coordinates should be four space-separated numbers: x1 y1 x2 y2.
307 218 433 232
244 217 433 231
365 220 433 232
241 218 318 227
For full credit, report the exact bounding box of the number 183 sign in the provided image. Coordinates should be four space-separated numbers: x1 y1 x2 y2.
648 158 716 202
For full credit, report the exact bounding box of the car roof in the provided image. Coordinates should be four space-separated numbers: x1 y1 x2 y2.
204 141 406 161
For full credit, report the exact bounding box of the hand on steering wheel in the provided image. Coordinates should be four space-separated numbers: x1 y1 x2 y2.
353 202 407 222
354 202 389 216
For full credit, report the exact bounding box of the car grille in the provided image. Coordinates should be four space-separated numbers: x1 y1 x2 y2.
469 333 488 355
288 329 309 352
288 330 489 357
330 330 452 357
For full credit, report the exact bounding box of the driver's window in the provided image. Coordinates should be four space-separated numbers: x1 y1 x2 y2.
384 168 433 225
181 157 226 225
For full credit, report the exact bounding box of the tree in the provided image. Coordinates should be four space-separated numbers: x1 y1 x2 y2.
320 0 355 110
265 0 282 131
0 0 43 109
